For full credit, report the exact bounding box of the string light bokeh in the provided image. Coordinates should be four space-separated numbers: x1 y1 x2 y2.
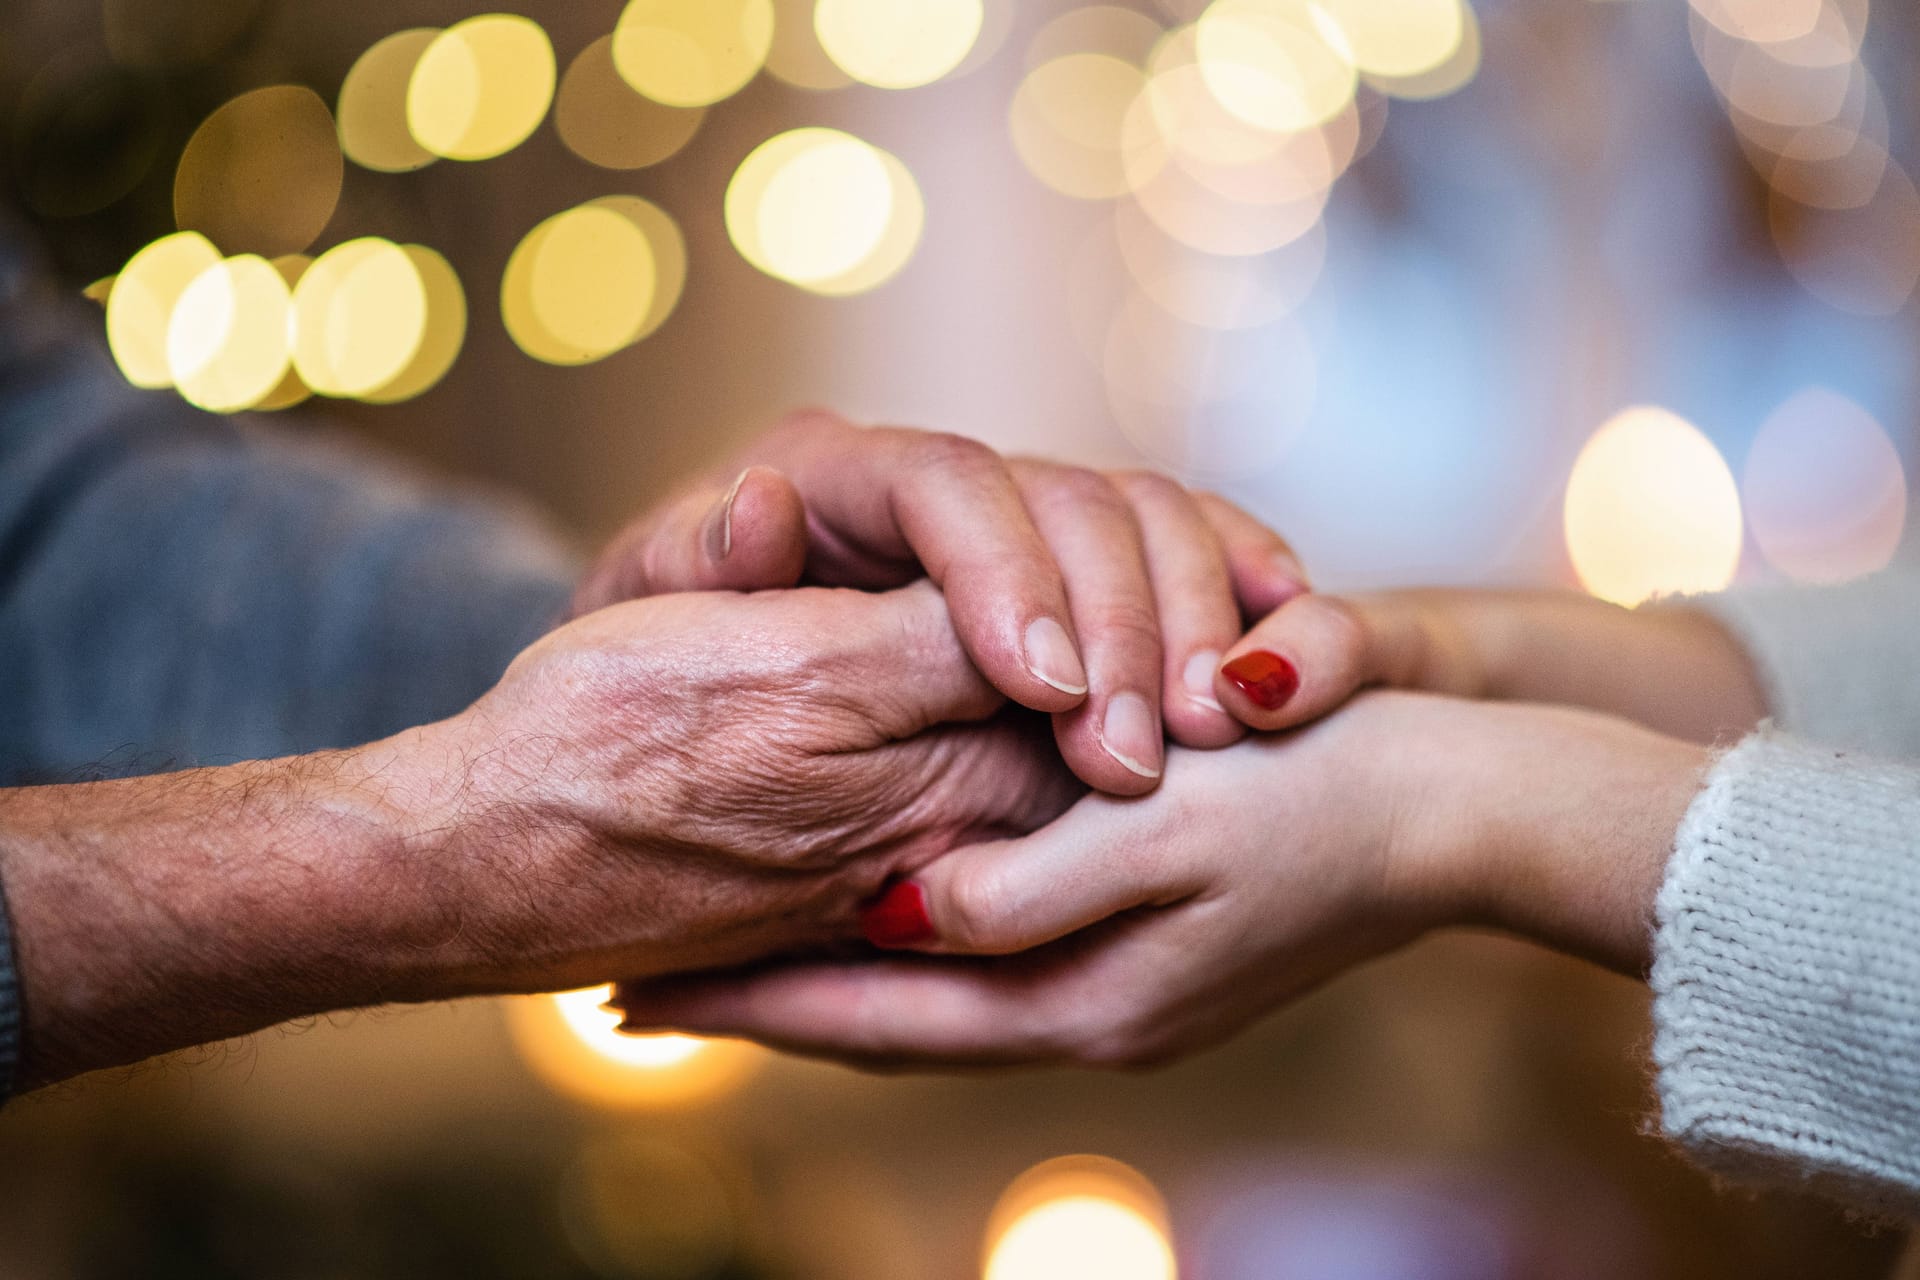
8 0 1919 1275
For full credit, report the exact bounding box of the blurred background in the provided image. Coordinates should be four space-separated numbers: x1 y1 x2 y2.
2 0 1916 1275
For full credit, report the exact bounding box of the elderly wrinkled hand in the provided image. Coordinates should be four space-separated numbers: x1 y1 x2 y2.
572 409 1308 794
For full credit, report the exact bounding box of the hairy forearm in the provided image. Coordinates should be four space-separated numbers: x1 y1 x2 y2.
0 743 449 1089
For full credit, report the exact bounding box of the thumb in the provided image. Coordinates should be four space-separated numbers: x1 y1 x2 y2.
573 466 808 614
859 793 1191 956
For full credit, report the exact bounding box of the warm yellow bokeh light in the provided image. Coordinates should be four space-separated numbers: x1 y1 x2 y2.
106 231 222 389
1026 6 1165 69
767 0 855 89
1564 406 1744 607
166 255 294 413
253 256 315 411
588 195 688 342
174 85 343 258
508 986 762 1109
83 276 116 306
984 1156 1175 1280
1194 0 1357 133
1362 0 1480 100
815 0 983 90
290 238 428 398
503 204 658 365
1010 54 1153 201
360 246 467 404
612 0 776 108
1314 0 1464 80
556 34 705 171
408 14 555 162
727 128 924 294
338 28 441 173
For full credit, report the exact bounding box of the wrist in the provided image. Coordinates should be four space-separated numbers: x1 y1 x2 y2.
1404 699 1711 974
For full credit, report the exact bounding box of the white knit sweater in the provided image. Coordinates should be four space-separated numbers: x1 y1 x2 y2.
1652 569 1920 1218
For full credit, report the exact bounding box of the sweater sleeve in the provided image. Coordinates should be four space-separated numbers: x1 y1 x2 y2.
0 217 580 781
1650 731 1920 1219
1689 568 1920 759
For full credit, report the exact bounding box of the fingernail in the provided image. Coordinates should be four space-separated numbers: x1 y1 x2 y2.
1100 692 1163 778
1183 650 1225 712
1221 650 1300 711
862 882 936 948
1023 617 1089 696
702 469 750 563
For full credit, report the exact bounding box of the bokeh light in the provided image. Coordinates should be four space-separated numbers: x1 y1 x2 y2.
559 1136 741 1278
359 246 467 404
174 86 343 259
253 255 316 411
589 195 689 343
1114 198 1325 330
1026 5 1165 68
556 34 704 171
166 254 294 413
814 0 984 90
1359 0 1481 100
407 14 556 162
1770 159 1920 316
290 238 429 398
106 231 222 389
767 0 855 90
503 202 660 365
1009 53 1152 200
1564 406 1744 608
726 128 924 295
983 1155 1175 1280
612 0 775 108
338 28 442 173
508 986 761 1109
1314 0 1465 80
1742 387 1907 583
1193 0 1358 134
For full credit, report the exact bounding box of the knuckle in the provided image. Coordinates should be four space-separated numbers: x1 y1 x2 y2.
941 861 1015 951
914 429 1003 477
1085 600 1163 656
774 405 847 437
1110 468 1187 509
1301 594 1371 663
1032 464 1124 514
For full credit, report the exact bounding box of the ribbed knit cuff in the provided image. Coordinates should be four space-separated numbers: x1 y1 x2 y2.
0 869 20 1104
1651 732 1920 1220
1690 570 1920 760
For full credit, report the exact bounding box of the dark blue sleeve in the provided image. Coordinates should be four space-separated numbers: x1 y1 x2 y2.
0 217 581 782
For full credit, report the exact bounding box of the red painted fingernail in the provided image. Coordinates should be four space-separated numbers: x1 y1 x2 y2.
1221 650 1300 711
861 882 935 948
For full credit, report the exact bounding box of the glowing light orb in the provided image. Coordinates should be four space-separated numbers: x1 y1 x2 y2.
503 203 659 365
1194 0 1357 134
767 0 855 89
407 14 555 162
166 254 294 413
612 0 775 108
588 195 688 343
1564 406 1744 607
290 238 428 398
360 246 466 404
1314 0 1464 80
106 231 222 389
508 986 761 1109
984 1156 1176 1280
726 128 924 295
556 34 705 171
1743 388 1906 584
815 0 984 90
174 85 342 258
339 28 441 173
1009 54 1152 200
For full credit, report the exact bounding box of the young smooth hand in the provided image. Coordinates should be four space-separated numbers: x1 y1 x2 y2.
608 693 1709 1071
